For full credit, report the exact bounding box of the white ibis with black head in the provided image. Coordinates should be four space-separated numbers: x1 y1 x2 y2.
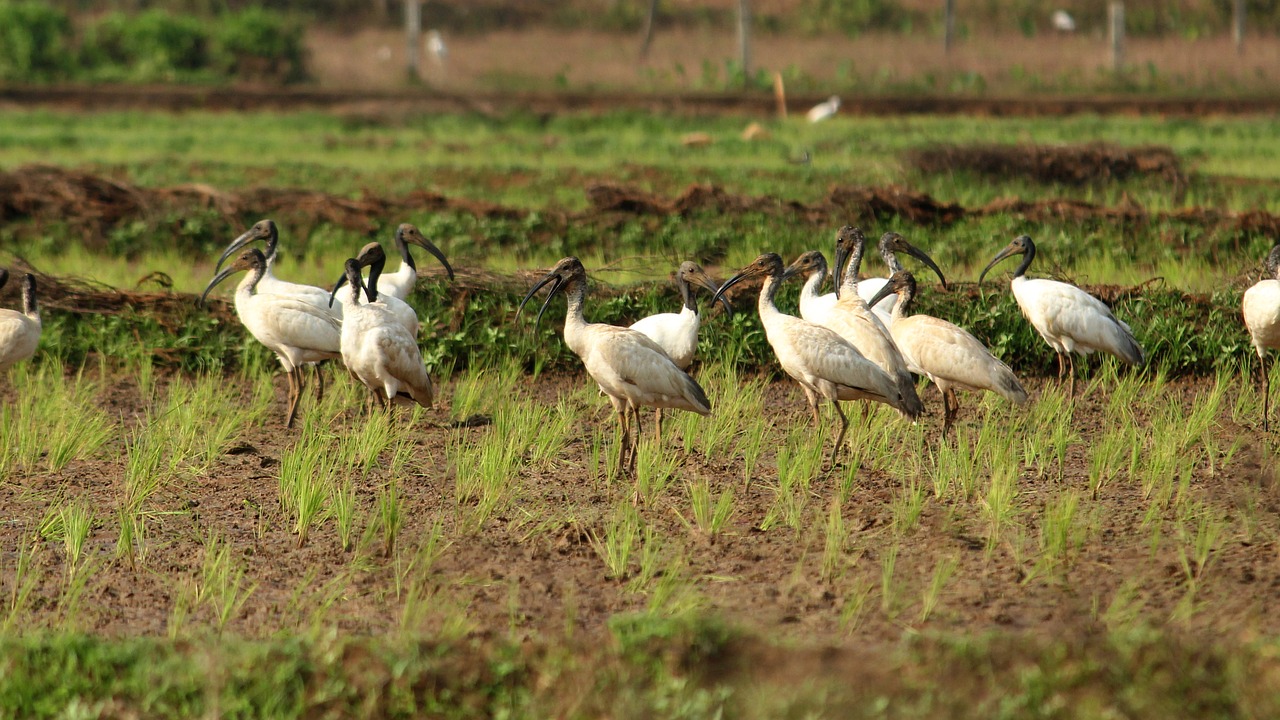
0 270 41 372
333 258 434 410
979 234 1144 396
713 253 914 464
628 261 729 444
370 223 454 301
519 257 711 481
202 248 342 428
868 271 1028 436
1243 240 1280 430
215 219 341 319
784 249 924 420
331 243 421 336
842 230 948 327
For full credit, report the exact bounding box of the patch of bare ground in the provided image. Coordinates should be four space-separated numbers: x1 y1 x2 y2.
0 367 1276 647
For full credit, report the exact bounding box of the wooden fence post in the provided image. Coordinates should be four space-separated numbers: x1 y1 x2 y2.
738 0 752 85
405 0 421 81
1234 0 1246 55
1109 1 1125 73
944 0 956 54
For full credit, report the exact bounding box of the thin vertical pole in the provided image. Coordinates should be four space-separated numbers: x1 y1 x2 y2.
1109 1 1125 73
737 0 751 85
405 0 421 81
1233 0 1246 55
944 0 956 54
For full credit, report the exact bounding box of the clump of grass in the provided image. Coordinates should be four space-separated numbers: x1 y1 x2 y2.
589 502 642 582
920 555 958 623
278 423 338 548
0 362 114 477
678 477 735 541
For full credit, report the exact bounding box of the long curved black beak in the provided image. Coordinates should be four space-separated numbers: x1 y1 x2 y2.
410 236 455 281
329 273 348 308
978 243 1022 285
517 272 564 331
902 243 947 289
711 271 749 308
215 228 257 274
200 265 239 307
866 279 898 309
687 269 734 317
833 243 850 299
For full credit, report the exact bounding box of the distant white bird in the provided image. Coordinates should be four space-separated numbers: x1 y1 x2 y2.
713 253 915 464
842 230 948 328
868 271 1028 436
628 261 728 444
520 257 711 481
1243 241 1280 430
203 249 342 428
806 95 841 123
1052 10 1077 33
330 243 421 337
0 270 41 372
979 235 1144 396
335 258 434 411
784 249 924 419
426 30 447 64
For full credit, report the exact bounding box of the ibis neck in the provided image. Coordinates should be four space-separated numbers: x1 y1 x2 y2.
1267 244 1280 280
1011 246 1034 279
21 283 36 317
239 265 265 296
366 257 385 302
881 248 903 274
891 286 914 322
561 277 589 345
839 244 864 296
757 273 785 320
678 276 696 313
398 237 417 273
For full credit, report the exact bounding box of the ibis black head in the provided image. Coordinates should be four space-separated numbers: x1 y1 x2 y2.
979 234 1036 284
711 253 785 307
330 242 387 306
879 232 947 289
866 270 917 311
781 251 828 283
395 223 454 280
216 219 278 273
202 247 266 306
676 261 733 316
832 225 868 294
0 268 8 293
518 256 587 331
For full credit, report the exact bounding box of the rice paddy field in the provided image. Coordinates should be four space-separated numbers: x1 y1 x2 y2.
3 102 1280 717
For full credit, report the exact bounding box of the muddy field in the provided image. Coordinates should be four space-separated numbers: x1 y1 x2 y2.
1 362 1275 646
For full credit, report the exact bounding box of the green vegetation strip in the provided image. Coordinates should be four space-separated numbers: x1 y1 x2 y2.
1 623 1275 718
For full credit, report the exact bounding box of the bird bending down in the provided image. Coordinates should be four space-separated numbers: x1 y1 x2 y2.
868 271 1028 436
784 249 924 419
1243 240 1280 430
628 261 728 444
0 270 41 372
979 235 1144 396
842 231 948 327
332 259 434 411
331 243 422 336
202 249 342 428
366 223 454 302
519 257 711 480
713 253 914 465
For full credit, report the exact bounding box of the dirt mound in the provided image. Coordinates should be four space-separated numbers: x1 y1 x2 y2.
905 143 1186 187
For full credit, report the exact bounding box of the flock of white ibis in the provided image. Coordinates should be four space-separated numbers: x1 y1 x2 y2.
2 222 1280 476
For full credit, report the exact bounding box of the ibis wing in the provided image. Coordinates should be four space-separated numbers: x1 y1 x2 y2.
585 326 710 414
894 316 1027 404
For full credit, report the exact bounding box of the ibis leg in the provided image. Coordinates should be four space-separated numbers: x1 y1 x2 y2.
285 369 301 429
830 401 849 466
802 386 821 427
314 363 327 402
654 409 663 447
1264 356 1272 432
615 408 630 478
1068 354 1076 397
942 388 958 438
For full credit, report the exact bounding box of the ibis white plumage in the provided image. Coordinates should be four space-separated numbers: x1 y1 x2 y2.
202 248 342 427
784 248 924 419
713 253 915 464
334 258 435 410
849 229 952 325
1243 241 1280 430
979 234 1144 396
0 270 41 372
519 257 711 480
331 242 424 337
868 271 1028 436
628 261 727 444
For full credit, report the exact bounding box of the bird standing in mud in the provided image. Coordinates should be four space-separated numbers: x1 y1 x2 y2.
1243 240 1280 430
0 269 41 373
628 261 728 444
979 235 1144 396
519 257 711 483
868 271 1028 437
714 253 916 465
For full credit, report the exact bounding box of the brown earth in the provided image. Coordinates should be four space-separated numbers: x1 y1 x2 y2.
0 367 1277 646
